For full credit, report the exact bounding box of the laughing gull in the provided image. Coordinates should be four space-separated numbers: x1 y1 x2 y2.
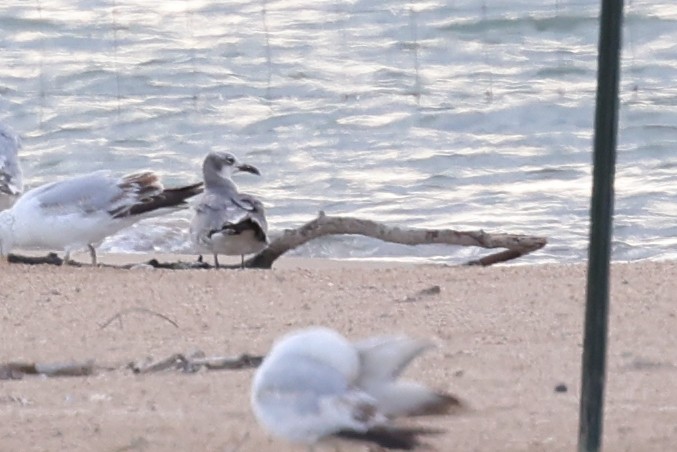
0 170 203 265
0 123 23 211
190 151 268 268
251 327 463 451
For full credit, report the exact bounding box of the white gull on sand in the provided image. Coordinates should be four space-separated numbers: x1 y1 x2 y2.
0 170 202 264
0 123 23 211
251 326 463 451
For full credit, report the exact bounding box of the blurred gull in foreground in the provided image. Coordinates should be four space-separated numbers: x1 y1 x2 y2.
251 327 463 451
0 123 23 211
0 170 203 264
190 151 268 268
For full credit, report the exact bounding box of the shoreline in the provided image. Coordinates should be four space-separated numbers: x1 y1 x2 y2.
0 259 675 451
12 247 676 269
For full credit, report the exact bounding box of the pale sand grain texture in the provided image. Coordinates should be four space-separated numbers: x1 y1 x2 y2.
0 257 675 451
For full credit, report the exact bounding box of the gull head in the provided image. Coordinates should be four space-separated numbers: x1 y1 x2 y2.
203 151 260 185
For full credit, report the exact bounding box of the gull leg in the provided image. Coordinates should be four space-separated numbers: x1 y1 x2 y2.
63 250 71 266
213 253 220 269
240 254 245 269
88 244 97 266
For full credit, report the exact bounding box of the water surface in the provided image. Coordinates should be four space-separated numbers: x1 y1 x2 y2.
1 1 676 263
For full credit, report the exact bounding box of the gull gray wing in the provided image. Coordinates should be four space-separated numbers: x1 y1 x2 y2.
235 193 268 235
23 170 183 218
24 170 134 215
192 191 246 231
0 124 23 196
192 191 267 241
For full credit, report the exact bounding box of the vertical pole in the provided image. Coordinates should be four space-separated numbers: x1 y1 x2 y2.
578 1 624 451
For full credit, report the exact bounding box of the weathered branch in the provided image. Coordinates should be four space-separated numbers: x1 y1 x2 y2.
129 352 263 374
7 213 547 269
8 252 64 266
0 352 263 380
0 360 96 380
245 212 547 268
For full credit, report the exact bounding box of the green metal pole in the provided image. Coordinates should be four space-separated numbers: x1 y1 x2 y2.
578 1 624 451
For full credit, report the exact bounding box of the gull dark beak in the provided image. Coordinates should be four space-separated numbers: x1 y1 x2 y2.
237 163 261 176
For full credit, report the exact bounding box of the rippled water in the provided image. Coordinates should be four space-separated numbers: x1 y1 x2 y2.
1 1 676 264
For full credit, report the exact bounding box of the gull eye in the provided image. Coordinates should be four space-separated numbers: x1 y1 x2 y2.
225 155 235 165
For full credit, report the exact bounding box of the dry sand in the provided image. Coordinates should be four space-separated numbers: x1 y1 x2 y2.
0 256 675 452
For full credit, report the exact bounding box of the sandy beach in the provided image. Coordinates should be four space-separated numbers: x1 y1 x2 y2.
0 257 675 451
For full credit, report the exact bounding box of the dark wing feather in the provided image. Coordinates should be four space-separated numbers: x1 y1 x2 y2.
110 178 203 218
208 217 267 242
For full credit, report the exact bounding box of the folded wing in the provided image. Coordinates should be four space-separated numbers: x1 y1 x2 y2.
27 170 202 219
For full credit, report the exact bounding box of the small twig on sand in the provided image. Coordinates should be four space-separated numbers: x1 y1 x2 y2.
129 352 263 374
0 351 262 380
131 258 211 270
100 307 179 330
191 354 264 370
129 354 188 374
7 252 65 266
463 249 524 267
399 285 442 303
0 360 96 380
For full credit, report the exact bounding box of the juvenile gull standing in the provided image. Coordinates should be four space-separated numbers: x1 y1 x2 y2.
251 326 463 451
190 151 268 268
0 170 203 264
0 123 23 211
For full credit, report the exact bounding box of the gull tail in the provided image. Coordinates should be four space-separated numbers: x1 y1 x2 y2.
355 336 464 417
334 426 444 450
111 181 204 218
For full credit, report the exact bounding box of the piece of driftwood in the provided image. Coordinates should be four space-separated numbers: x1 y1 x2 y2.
7 252 65 266
129 352 263 374
245 212 547 268
0 352 262 380
0 360 96 380
128 354 190 374
190 354 264 370
6 213 547 269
